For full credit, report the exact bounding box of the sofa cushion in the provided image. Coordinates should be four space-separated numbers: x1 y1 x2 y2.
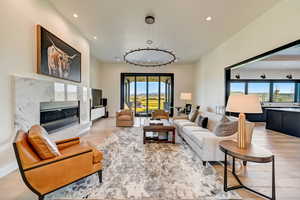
183 126 209 133
173 119 190 126
188 131 214 148
14 131 41 167
178 121 197 127
197 115 208 128
28 125 61 159
200 112 232 132
183 131 204 149
118 110 132 116
213 116 238 137
188 110 199 122
118 115 132 121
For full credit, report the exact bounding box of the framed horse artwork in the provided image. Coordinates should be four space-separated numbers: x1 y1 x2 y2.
36 25 81 83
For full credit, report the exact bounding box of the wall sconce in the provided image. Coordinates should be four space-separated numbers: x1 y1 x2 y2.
286 74 293 79
235 74 240 79
260 74 266 79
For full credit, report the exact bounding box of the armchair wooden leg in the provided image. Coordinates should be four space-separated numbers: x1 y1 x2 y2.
243 161 247 166
98 170 102 184
203 161 207 166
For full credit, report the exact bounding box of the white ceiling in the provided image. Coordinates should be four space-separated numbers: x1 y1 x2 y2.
234 61 300 71
232 45 300 72
49 0 279 64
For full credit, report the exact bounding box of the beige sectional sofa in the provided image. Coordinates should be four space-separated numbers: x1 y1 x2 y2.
174 111 255 165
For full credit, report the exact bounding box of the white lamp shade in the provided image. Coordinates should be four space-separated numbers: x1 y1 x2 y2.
180 93 192 101
226 95 262 114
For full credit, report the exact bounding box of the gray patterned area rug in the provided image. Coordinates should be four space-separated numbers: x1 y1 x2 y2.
46 127 241 200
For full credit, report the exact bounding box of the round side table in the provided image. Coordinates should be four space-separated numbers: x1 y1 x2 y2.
219 140 275 200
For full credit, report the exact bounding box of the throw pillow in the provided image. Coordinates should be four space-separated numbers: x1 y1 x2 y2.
197 115 208 128
213 116 238 137
28 125 61 159
188 110 199 122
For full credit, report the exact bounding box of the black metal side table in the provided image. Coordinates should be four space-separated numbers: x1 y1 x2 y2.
219 140 275 200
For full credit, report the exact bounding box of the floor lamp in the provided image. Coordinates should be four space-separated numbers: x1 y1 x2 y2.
226 95 262 149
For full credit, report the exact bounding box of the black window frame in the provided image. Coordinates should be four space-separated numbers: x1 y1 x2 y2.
120 73 174 116
229 79 299 103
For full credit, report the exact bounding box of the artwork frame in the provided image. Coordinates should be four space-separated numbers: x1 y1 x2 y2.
36 25 81 83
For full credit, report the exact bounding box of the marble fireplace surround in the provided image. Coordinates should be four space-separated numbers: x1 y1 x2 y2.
14 75 92 141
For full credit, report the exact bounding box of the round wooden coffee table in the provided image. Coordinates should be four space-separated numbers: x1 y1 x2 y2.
219 140 275 200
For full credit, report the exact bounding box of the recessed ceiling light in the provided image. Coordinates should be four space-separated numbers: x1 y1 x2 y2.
206 16 212 21
93 36 97 40
145 16 155 24
146 40 153 45
73 13 78 18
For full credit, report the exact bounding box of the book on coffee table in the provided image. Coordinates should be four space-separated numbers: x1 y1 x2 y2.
149 120 164 126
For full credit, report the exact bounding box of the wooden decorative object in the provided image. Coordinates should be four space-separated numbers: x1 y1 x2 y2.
226 95 262 149
143 120 176 144
219 140 275 200
238 113 246 149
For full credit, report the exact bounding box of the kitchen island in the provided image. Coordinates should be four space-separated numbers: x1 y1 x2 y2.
266 108 300 138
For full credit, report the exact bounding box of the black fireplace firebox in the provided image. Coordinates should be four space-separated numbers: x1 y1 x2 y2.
40 101 79 133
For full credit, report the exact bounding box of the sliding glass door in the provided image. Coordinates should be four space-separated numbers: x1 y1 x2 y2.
148 76 159 113
136 76 147 116
121 73 174 116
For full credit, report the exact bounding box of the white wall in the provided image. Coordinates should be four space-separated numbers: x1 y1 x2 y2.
90 56 102 89
94 63 196 116
0 0 90 177
194 0 300 111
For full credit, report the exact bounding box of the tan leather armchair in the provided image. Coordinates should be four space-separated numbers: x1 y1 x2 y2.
151 110 169 120
13 131 103 200
116 110 134 127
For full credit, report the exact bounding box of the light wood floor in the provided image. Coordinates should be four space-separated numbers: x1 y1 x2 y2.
214 122 300 200
1 118 300 200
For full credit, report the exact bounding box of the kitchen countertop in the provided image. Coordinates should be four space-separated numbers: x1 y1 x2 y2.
262 105 300 108
265 108 300 113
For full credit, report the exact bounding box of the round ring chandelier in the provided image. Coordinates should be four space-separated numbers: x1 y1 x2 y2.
124 48 176 67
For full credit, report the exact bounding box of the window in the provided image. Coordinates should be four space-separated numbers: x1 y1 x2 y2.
273 82 295 102
230 82 245 95
121 73 174 116
248 82 270 102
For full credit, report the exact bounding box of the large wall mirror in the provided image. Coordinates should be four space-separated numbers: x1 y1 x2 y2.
225 40 300 122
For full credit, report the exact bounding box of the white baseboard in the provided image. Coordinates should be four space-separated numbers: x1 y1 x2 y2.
78 125 91 137
0 161 18 178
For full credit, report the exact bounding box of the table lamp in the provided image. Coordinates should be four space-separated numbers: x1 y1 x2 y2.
180 93 192 114
180 92 192 101
226 95 262 149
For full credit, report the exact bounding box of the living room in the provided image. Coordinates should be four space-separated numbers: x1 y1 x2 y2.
1 0 300 200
